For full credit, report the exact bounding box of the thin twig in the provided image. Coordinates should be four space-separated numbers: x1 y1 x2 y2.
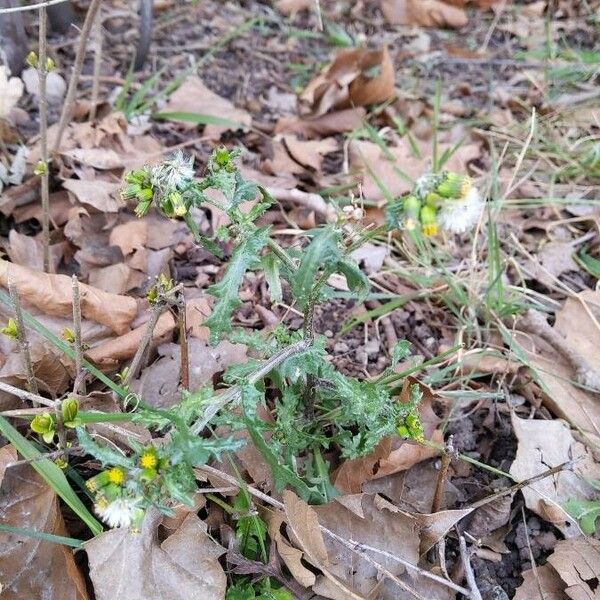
0 0 70 14
123 300 165 387
53 0 103 153
431 439 452 514
177 294 189 390
71 275 85 395
38 5 51 273
8 277 39 398
191 338 312 434
89 9 103 122
0 381 54 408
458 535 482 600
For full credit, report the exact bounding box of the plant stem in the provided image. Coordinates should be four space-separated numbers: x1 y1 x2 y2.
38 5 51 273
53 0 102 153
71 275 85 394
8 277 39 398
431 444 451 513
267 238 297 272
0 380 53 408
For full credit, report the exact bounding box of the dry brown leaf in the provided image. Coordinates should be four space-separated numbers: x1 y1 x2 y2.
88 263 144 295
276 107 366 138
509 414 600 535
129 339 247 408
381 0 469 28
0 445 17 489
301 47 395 116
62 178 124 213
513 564 567 600
185 296 212 341
0 457 89 600
547 537 600 600
333 378 442 493
162 76 251 140
526 241 579 288
108 220 148 256
276 0 314 15
349 138 481 203
61 147 123 170
0 259 137 335
516 291 600 448
5 230 63 272
85 311 175 367
85 509 226 600
282 135 338 171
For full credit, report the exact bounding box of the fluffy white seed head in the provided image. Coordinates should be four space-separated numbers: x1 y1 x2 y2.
437 186 484 234
95 496 142 529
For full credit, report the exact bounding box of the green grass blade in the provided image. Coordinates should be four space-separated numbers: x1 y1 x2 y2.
153 111 244 129
0 416 102 535
0 524 84 548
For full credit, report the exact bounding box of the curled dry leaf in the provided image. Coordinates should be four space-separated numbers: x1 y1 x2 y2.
0 456 89 600
513 564 566 600
380 0 469 28
301 47 395 117
6 230 63 272
509 414 600 536
85 509 226 600
0 259 138 335
276 107 366 138
62 178 124 213
281 135 338 172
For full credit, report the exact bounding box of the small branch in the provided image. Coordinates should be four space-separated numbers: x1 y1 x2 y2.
8 277 39 398
71 275 85 395
190 338 312 434
123 299 165 387
177 293 189 390
53 0 103 153
53 399 67 458
458 535 483 600
38 4 51 273
265 186 336 221
431 435 453 514
0 0 70 14
0 380 54 408
89 9 103 122
266 239 297 273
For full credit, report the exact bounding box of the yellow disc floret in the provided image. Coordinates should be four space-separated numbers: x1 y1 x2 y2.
139 447 158 470
107 467 126 486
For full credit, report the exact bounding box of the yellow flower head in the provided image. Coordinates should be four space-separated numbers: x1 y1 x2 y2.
420 205 438 237
107 467 126 486
139 447 158 470
422 222 438 237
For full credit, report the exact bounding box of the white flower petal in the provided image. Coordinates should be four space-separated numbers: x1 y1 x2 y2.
437 187 483 234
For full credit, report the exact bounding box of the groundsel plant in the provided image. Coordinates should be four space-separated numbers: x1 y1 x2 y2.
24 148 479 531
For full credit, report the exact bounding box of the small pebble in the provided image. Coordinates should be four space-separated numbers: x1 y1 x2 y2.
324 329 334 338
364 340 380 356
333 341 349 353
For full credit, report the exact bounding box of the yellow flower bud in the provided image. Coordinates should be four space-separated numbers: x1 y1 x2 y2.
31 413 56 444
1 318 19 340
420 205 438 237
26 51 38 69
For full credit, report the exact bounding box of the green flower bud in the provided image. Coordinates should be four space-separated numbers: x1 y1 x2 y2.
1 318 19 340
436 172 471 200
26 51 38 69
420 205 438 237
45 57 55 72
61 327 75 343
140 467 157 482
134 199 152 218
31 413 56 444
34 161 48 176
62 397 78 426
168 191 187 217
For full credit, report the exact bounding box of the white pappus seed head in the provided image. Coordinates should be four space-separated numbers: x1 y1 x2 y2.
437 186 484 234
150 150 195 193
94 496 143 529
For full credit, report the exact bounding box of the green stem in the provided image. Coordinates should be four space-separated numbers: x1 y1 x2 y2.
267 238 297 272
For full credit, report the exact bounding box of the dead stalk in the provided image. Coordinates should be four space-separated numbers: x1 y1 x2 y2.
71 275 85 394
8 277 39 399
177 294 189 390
0 380 53 408
431 436 453 513
53 0 102 153
458 535 483 600
89 9 102 121
38 5 51 272
123 300 165 387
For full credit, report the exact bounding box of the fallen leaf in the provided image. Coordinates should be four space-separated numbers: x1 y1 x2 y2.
513 564 566 600
185 296 212 341
509 414 600 535
381 0 469 28
275 107 366 138
276 0 314 15
0 457 89 600
61 147 124 170
0 66 23 120
85 311 176 367
301 47 395 116
85 509 226 600
108 220 148 256
62 178 124 213
282 135 338 171
88 263 144 295
129 339 247 408
161 76 251 139
22 67 66 105
5 230 63 272
350 138 481 203
526 241 579 288
547 537 600 600
0 259 138 335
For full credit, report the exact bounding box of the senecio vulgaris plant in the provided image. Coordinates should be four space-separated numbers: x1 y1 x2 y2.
23 148 483 531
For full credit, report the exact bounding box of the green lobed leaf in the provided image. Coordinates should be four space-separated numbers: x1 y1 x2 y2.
204 226 271 344
261 254 282 302
564 498 600 534
76 428 136 469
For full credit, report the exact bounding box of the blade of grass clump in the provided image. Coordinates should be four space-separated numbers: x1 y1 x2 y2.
0 289 127 399
153 111 244 129
0 416 103 535
575 248 600 279
0 524 84 548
